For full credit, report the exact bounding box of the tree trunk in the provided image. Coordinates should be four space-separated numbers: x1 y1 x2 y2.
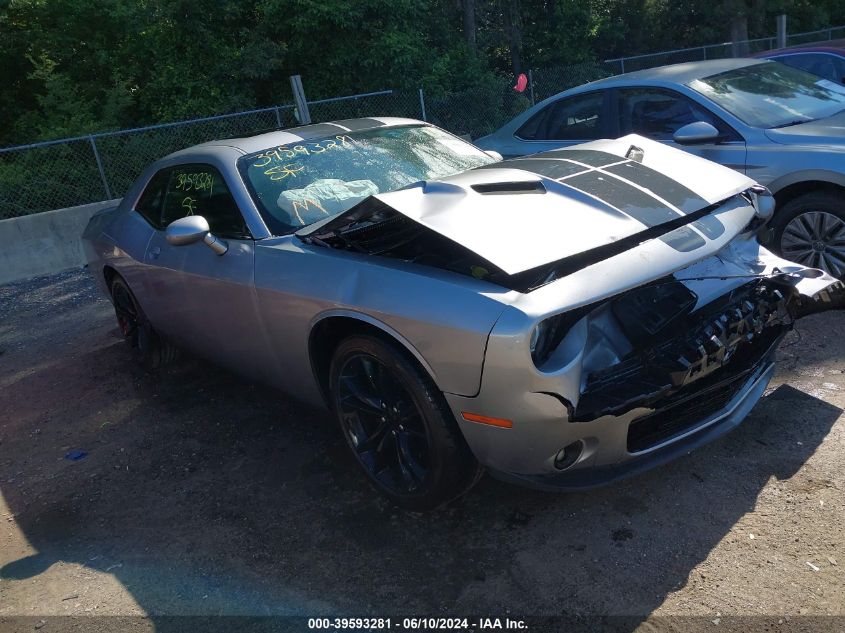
462 0 477 52
503 0 523 76
730 15 750 56
725 0 750 57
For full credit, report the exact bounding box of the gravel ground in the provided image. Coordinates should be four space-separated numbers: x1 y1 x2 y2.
0 268 844 632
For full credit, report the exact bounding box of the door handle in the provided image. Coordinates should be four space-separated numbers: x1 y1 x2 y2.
149 246 161 260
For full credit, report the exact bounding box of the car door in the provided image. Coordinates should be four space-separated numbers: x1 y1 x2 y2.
613 87 747 173
510 90 610 155
140 163 270 380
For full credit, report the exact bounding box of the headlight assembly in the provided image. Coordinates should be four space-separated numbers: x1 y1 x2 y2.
529 314 565 367
529 303 598 368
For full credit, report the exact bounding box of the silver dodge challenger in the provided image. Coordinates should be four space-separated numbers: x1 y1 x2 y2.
82 117 843 509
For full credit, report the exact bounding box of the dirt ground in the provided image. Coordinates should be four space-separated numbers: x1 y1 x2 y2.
1 269 844 632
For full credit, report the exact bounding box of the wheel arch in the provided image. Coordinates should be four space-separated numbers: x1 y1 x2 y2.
308 311 440 408
769 173 845 209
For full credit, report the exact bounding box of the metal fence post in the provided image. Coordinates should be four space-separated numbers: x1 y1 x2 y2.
290 75 311 125
620 59 625 74
88 136 112 200
418 88 427 122
777 14 787 49
274 107 283 128
528 69 535 106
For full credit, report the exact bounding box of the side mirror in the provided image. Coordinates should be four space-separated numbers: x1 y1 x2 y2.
484 150 504 161
165 216 227 255
673 121 721 145
749 184 775 220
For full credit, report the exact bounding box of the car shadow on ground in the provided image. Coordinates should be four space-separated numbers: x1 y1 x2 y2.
1 271 844 632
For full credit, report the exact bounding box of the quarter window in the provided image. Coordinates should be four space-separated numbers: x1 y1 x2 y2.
517 92 605 141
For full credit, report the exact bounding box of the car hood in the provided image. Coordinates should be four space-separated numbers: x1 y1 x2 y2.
764 110 845 146
301 135 755 277
384 135 753 275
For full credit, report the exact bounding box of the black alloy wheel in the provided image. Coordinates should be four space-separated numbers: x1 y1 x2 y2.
337 352 431 495
109 275 177 370
329 335 482 510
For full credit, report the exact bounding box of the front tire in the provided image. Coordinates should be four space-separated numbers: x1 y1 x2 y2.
771 191 845 278
109 275 177 370
329 335 482 510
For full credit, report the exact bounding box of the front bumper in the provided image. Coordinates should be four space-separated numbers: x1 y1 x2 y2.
483 359 774 491
445 341 778 489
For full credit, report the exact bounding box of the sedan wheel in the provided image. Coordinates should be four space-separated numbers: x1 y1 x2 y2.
780 211 845 277
772 191 845 279
329 335 483 510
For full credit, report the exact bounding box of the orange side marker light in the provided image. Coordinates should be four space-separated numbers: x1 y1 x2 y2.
461 412 513 429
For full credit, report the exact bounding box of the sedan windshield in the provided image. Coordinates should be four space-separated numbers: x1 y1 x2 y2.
689 62 845 128
239 124 495 234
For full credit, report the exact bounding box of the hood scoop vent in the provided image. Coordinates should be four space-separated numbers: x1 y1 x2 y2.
471 180 546 195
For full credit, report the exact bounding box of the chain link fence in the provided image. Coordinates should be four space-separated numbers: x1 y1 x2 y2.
0 105 298 219
3 23 845 220
605 25 845 74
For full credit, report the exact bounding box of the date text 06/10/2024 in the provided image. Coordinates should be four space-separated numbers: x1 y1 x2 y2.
307 617 528 630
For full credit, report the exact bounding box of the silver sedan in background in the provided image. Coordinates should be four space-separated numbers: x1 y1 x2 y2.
83 118 843 510
476 59 845 277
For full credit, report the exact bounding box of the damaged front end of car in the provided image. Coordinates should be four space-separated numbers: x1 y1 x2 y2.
298 134 844 487
452 233 844 488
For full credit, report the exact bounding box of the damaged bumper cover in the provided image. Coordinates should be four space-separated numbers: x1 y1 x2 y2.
444 236 844 489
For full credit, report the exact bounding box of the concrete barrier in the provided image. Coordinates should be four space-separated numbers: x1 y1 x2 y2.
0 199 121 286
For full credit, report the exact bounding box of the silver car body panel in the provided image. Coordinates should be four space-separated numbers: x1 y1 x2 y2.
83 119 843 487
474 59 845 200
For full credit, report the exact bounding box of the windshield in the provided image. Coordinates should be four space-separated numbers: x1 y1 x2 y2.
689 61 845 128
239 124 495 234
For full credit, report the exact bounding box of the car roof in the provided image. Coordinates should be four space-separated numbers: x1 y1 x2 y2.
586 57 768 88
753 40 845 57
168 116 425 159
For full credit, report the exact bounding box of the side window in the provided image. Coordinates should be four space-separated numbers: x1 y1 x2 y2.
160 165 250 238
134 171 169 228
618 88 724 140
545 92 604 141
515 109 547 140
516 92 604 141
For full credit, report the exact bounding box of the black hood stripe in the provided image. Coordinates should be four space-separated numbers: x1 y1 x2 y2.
601 161 710 214
485 158 589 180
480 147 727 241
531 148 624 167
561 172 681 228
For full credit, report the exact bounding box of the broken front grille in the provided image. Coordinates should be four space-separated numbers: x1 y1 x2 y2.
574 280 791 422
626 365 755 453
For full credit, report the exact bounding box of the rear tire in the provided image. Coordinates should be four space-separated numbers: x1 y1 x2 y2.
109 275 178 371
329 335 482 510
771 191 845 278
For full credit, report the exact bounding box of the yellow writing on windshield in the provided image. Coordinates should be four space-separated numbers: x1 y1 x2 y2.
264 163 305 181
252 135 354 168
291 197 329 225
